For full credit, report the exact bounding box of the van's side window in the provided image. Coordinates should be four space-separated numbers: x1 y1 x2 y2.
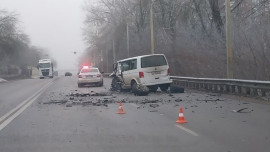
121 61 130 72
129 59 137 70
121 59 137 72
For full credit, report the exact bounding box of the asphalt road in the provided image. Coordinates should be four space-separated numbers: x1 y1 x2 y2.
0 76 270 152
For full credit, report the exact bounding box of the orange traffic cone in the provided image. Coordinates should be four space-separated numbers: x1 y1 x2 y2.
176 107 187 123
116 101 126 114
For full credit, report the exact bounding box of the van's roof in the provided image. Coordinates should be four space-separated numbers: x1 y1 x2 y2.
117 54 165 63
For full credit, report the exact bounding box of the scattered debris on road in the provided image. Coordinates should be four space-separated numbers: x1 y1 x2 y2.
66 101 73 107
208 93 221 96
170 85 184 93
232 108 253 113
44 100 67 104
175 98 182 102
196 99 224 102
149 103 159 108
141 99 158 104
70 91 112 97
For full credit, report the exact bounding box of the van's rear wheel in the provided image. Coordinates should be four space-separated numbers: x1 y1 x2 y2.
160 84 170 92
131 82 138 95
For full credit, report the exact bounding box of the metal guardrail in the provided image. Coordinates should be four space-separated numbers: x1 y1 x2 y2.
171 76 270 98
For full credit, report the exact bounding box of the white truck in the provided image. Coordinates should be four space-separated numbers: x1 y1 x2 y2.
38 59 54 79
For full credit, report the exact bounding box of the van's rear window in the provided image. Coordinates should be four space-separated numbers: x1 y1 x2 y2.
141 55 167 68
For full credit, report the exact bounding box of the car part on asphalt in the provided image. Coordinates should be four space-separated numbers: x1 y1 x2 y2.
170 85 185 93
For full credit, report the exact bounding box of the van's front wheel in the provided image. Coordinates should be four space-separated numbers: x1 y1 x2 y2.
132 82 149 96
159 84 170 92
111 76 122 91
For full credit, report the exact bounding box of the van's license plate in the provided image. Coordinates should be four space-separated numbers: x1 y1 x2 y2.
152 71 161 75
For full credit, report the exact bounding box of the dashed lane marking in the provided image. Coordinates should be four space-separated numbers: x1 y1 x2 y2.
175 124 199 137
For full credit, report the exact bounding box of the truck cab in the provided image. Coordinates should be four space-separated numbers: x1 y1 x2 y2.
38 59 54 79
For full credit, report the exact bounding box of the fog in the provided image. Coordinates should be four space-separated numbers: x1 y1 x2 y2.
1 0 86 71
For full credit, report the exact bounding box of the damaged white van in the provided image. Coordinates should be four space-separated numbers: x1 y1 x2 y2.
110 54 172 95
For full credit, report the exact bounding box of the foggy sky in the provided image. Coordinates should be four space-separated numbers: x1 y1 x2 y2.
1 0 87 70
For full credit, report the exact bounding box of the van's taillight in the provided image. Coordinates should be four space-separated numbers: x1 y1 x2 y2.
167 68 171 75
97 74 101 77
139 72 144 78
78 75 82 78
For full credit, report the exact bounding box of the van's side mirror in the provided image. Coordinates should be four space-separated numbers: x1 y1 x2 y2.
37 65 39 69
101 72 104 74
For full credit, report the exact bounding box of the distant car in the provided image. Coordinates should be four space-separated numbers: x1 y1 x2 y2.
65 72 72 76
77 66 103 87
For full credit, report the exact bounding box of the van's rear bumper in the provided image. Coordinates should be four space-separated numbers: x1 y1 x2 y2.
140 80 172 86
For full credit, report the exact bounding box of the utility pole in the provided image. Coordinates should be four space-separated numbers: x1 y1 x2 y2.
101 49 104 72
92 52 96 66
226 0 233 79
113 40 116 63
106 49 109 72
150 1 155 54
127 22 130 57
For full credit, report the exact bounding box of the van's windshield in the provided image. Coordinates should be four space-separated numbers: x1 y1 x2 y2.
141 55 167 68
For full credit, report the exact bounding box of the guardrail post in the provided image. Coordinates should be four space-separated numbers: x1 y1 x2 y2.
213 84 217 91
229 85 235 93
185 81 188 87
203 83 207 90
241 87 248 95
257 89 265 97
235 86 241 94
217 85 221 92
207 84 211 90
196 83 199 89
266 91 270 99
250 88 256 96
223 85 229 92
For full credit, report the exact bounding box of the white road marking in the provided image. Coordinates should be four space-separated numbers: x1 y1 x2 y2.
0 80 53 131
175 124 199 137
